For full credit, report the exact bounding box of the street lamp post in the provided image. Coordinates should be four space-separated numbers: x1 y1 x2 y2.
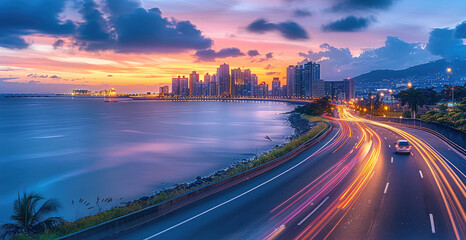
370 95 374 119
447 67 453 106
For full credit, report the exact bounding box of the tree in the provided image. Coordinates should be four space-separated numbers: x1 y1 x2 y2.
396 87 426 119
0 192 63 239
293 97 334 116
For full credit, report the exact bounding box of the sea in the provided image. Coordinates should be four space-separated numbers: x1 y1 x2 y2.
0 97 296 222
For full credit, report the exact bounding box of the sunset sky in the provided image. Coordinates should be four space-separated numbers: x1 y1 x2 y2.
0 0 465 93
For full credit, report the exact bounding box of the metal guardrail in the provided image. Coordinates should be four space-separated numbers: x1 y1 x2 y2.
366 115 466 156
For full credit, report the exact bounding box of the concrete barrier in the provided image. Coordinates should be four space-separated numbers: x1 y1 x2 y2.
59 122 333 240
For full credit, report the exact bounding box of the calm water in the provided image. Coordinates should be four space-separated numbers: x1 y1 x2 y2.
0 97 295 221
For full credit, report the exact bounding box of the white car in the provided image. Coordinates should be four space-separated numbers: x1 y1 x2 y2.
395 140 412 154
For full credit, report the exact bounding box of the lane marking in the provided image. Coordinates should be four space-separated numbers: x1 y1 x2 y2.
384 137 387 140
388 145 391 148
142 128 341 239
297 196 330 226
384 182 390 194
410 152 414 156
419 170 424 179
391 157 393 163
430 213 436 233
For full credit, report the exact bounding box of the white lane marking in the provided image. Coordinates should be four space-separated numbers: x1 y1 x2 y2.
391 157 393 163
384 182 390 194
419 170 424 179
430 214 436 233
388 145 391 148
411 152 414 156
384 137 387 140
143 127 341 240
297 196 330 226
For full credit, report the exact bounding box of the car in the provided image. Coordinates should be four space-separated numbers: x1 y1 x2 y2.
395 140 412 154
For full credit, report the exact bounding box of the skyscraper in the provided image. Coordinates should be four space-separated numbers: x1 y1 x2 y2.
272 78 281 96
286 65 296 97
172 76 189 96
217 63 230 96
231 68 244 96
204 73 211 83
292 61 322 98
189 71 200 96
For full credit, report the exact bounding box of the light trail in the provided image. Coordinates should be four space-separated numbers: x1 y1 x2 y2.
346 108 466 239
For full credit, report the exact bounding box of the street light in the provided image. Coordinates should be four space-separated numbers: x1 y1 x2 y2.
447 67 454 106
408 82 412 88
380 92 385 97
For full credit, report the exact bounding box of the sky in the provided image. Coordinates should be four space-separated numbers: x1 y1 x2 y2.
0 0 465 93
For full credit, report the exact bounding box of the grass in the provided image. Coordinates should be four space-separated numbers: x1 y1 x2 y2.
35 115 329 239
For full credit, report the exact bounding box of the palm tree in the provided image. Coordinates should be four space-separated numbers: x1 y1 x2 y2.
397 87 426 119
0 192 63 239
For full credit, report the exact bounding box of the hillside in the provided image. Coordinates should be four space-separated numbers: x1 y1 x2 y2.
352 59 466 85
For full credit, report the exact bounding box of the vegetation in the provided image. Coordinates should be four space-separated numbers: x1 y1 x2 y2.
420 98 466 132
0 192 63 240
32 114 329 239
395 87 426 119
293 97 334 116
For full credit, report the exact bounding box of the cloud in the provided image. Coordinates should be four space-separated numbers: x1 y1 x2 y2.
454 21 466 39
75 0 213 53
266 72 280 75
426 28 466 60
50 75 60 79
322 16 375 32
107 74 113 77
246 19 309 40
253 52 274 62
0 0 212 53
264 64 273 70
331 0 396 11
0 0 75 49
299 36 438 79
247 50 260 57
53 39 65 49
293 9 312 17
195 48 245 62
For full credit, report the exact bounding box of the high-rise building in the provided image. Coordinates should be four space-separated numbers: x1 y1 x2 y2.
159 86 169 95
172 76 189 96
324 78 355 101
244 69 252 84
272 78 281 96
286 65 296 97
231 68 244 96
217 63 230 96
189 71 200 96
204 73 211 83
292 61 322 98
254 82 269 97
251 74 258 85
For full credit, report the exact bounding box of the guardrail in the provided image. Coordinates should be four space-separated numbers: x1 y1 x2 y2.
59 122 333 240
366 116 466 155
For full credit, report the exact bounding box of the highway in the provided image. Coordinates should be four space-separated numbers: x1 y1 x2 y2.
112 108 466 240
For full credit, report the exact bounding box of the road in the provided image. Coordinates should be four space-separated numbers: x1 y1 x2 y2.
113 108 466 240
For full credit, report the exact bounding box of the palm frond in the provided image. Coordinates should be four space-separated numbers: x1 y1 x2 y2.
0 223 24 239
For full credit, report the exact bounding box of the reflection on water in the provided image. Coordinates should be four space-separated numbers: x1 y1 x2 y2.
0 97 295 221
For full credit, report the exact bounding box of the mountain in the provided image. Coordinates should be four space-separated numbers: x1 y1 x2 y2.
351 59 466 87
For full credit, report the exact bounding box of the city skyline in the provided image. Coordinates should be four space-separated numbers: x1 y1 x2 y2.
0 0 465 93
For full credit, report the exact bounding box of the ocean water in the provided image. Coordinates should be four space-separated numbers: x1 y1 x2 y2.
0 97 296 221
